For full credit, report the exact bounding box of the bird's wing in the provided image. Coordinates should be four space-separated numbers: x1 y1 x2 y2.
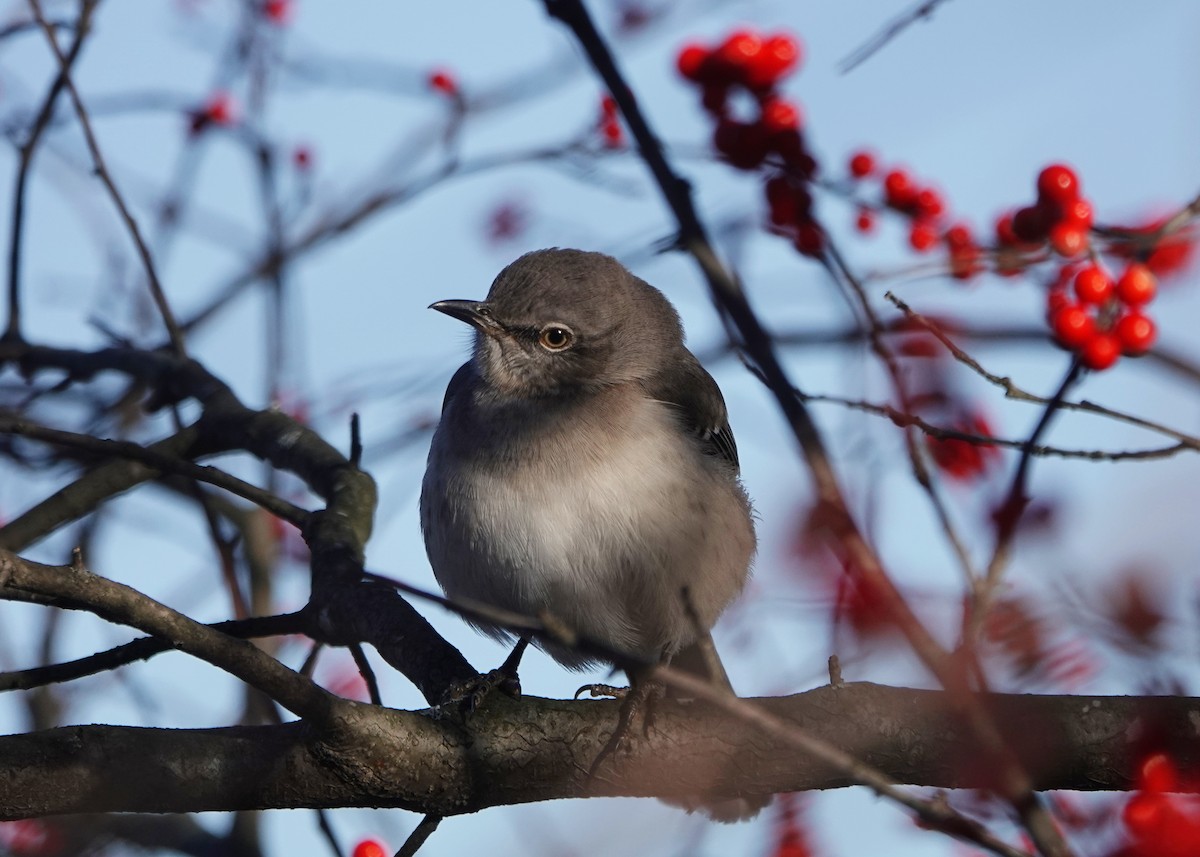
440 362 475 413
643 349 740 471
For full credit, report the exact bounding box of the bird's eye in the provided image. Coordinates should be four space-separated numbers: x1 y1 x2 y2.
538 324 574 351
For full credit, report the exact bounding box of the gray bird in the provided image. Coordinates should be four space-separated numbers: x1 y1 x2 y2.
420 248 762 819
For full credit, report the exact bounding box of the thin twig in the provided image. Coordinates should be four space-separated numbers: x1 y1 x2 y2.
27 0 188 356
395 815 442 857
0 415 310 525
838 0 955 74
5 1 95 343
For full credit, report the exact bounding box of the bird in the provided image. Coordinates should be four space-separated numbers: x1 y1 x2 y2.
419 248 763 820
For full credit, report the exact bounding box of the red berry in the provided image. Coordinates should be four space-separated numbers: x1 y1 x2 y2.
1114 311 1157 355
1046 288 1070 318
1139 753 1180 793
909 220 938 253
1050 304 1097 349
995 212 1020 246
794 221 824 257
1116 262 1158 305
944 223 972 249
760 98 801 133
1073 265 1113 305
713 120 767 170
1062 197 1094 228
855 208 875 233
1037 163 1080 204
883 169 914 208
351 840 388 857
263 0 292 24
1049 222 1088 257
428 69 458 96
1124 793 1166 834
848 150 875 179
746 33 801 86
1080 332 1121 370
676 43 710 81
1011 206 1048 242
765 176 796 226
700 84 728 114
914 187 944 219
600 119 623 148
292 144 313 171
716 30 763 75
204 92 235 125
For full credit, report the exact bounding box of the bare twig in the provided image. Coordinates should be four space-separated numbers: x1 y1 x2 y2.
5 1 95 343
27 0 187 356
839 0 955 73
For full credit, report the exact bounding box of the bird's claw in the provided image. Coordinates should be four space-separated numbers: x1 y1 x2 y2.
436 668 522 719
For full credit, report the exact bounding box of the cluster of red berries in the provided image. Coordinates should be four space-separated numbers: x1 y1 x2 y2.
597 94 624 149
1046 261 1158 371
846 151 982 280
676 31 825 256
1124 753 1200 857
998 164 1094 259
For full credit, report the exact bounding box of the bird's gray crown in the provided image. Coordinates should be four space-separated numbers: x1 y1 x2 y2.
439 248 686 397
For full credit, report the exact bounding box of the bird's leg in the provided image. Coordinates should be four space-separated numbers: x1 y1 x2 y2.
580 667 665 782
437 636 529 717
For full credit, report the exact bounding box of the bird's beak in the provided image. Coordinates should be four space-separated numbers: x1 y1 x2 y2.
429 299 499 333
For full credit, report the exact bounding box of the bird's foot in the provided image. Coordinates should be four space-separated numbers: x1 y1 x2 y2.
583 680 664 782
574 682 627 700
436 668 522 719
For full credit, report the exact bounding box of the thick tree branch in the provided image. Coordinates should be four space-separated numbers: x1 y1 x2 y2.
2 684 1194 819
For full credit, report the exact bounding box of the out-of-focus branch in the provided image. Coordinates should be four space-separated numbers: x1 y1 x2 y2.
27 0 187 356
540 4 1072 853
0 549 333 719
4 0 95 343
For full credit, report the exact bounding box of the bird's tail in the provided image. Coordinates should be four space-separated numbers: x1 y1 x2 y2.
661 635 771 823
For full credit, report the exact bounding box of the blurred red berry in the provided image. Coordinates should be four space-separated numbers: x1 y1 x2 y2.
1037 163 1080 204
676 43 710 80
883 169 914 208
351 839 388 857
848 150 875 179
1062 197 1094 228
1080 332 1121 370
1049 222 1088 257
716 29 763 74
1050 304 1097 349
914 187 943 219
1115 312 1157 355
428 69 459 96
909 219 938 252
714 119 767 169
1116 262 1158 305
794 221 824 257
747 32 801 87
1073 265 1113 305
1011 205 1049 242
1045 288 1070 319
855 208 875 234
263 0 292 24
944 223 972 249
291 144 313 171
761 98 801 133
